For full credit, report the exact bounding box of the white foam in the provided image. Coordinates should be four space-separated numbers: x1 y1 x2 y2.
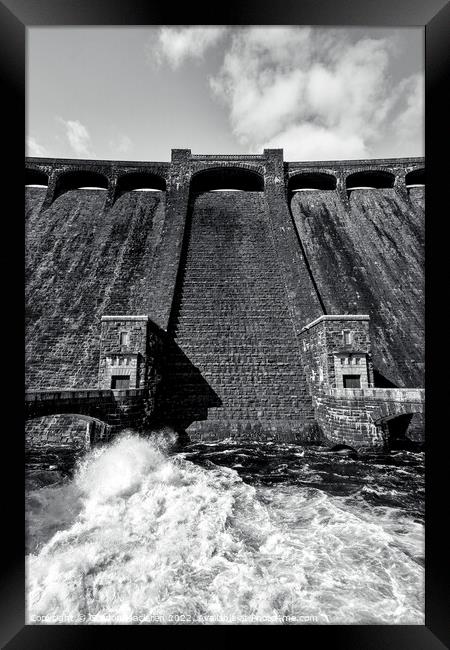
26 433 424 625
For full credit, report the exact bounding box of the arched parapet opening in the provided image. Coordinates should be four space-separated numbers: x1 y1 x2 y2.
111 171 166 208
404 167 425 211
53 169 110 203
190 166 265 193
116 171 166 195
405 168 425 188
25 168 49 188
345 169 395 196
26 168 50 215
288 171 337 192
192 160 265 177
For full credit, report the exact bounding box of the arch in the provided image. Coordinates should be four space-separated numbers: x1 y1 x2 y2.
289 172 337 191
372 401 424 425
25 392 109 423
116 171 166 194
25 168 48 187
25 412 110 449
27 411 105 424
54 169 109 199
405 168 425 187
375 411 424 450
193 161 265 176
190 166 264 192
346 170 395 191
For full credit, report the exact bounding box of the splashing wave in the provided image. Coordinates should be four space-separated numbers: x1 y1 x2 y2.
26 433 424 625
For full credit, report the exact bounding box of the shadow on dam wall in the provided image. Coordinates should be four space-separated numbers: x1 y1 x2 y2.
25 335 223 449
289 187 424 388
155 336 223 433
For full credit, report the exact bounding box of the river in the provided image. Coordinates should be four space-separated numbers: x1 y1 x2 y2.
25 431 424 625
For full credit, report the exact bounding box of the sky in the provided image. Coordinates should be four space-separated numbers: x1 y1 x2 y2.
26 26 424 162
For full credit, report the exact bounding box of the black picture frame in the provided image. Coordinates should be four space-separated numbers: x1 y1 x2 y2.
1 0 448 646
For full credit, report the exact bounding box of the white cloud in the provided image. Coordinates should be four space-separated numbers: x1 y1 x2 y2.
58 118 94 157
110 134 132 156
374 73 424 158
209 28 423 160
26 136 50 157
265 123 368 161
152 27 227 68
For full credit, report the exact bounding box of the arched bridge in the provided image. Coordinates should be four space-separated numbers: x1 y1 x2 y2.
314 387 425 451
25 388 150 445
366 388 425 424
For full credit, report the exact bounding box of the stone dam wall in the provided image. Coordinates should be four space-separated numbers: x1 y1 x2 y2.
164 191 318 439
26 187 165 389
25 151 424 446
290 187 424 388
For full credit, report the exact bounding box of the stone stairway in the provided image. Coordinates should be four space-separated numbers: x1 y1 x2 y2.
161 191 315 439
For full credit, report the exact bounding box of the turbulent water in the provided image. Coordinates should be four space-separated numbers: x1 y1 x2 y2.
26 432 424 625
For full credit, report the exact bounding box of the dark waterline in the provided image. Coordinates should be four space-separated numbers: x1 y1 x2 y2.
26 438 425 523
179 441 424 521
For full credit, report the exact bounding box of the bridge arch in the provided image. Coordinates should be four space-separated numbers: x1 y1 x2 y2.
405 168 425 187
25 388 148 444
289 171 337 191
372 400 424 424
372 402 425 449
25 393 112 423
54 169 110 200
25 412 110 450
190 166 265 192
346 170 395 192
25 168 48 187
116 171 166 194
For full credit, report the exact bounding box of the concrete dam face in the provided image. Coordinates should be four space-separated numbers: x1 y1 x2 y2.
25 150 424 447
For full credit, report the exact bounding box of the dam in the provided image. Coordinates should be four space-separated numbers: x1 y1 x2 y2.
25 149 424 451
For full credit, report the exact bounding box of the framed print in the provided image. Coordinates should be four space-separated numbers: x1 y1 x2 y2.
1 0 448 646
